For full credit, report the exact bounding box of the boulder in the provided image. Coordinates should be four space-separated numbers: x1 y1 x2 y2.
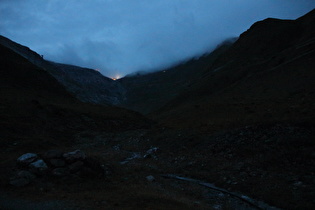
17 153 38 165
144 147 159 158
11 149 104 187
146 175 155 182
63 150 85 163
29 159 48 174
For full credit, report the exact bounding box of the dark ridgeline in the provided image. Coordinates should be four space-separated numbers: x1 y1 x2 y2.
147 9 315 132
0 35 125 106
0 42 151 146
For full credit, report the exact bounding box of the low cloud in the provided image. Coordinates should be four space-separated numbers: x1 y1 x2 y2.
1 0 314 77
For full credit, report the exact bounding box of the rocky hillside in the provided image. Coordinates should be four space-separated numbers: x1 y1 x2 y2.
0 42 150 145
0 35 124 105
44 62 125 105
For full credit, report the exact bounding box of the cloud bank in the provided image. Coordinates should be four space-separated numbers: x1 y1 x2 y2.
1 0 314 77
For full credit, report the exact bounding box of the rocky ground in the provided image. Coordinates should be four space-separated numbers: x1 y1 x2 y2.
1 122 314 209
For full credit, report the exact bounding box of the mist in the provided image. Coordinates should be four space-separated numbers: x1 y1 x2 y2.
1 0 314 77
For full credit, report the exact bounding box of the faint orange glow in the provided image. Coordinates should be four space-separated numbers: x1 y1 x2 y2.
112 75 121 80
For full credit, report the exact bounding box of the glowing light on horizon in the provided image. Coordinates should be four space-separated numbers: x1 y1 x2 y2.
112 74 121 80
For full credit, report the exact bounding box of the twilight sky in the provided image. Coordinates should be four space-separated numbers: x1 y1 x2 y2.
1 1 314 78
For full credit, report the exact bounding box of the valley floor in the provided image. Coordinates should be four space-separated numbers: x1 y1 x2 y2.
1 122 314 209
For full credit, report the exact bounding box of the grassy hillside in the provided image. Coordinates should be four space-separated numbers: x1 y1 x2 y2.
151 9 315 132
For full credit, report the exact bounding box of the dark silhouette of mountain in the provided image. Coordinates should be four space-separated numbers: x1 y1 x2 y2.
0 42 150 144
0 34 237 113
148 9 315 132
0 35 124 105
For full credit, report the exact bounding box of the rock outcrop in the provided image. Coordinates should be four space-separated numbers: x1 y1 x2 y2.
10 150 108 187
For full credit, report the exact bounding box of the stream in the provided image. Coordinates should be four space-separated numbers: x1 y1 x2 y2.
161 174 281 210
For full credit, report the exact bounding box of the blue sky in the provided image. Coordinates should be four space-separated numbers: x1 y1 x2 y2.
1 0 314 78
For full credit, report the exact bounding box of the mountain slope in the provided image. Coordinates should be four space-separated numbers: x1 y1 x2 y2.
0 43 150 146
151 9 315 132
45 61 125 105
119 38 236 114
0 35 124 105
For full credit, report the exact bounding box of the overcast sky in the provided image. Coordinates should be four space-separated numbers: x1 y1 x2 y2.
1 0 314 78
